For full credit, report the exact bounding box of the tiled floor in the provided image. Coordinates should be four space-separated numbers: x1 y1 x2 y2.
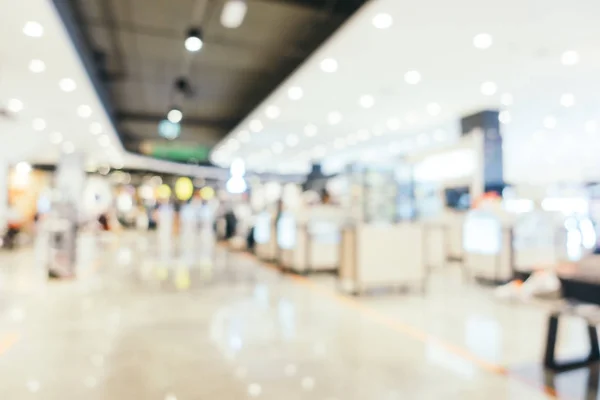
0 232 593 399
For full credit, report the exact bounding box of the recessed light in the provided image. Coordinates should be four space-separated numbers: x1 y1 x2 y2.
28 59 46 73
301 377 316 391
404 70 421 85
585 120 597 134
320 58 338 73
498 110 511 124
271 142 283 154
334 138 345 149
288 86 303 100
359 95 375 109
247 384 262 397
23 21 43 37
357 129 371 141
7 99 23 113
480 81 497 96
32 118 46 131
265 105 280 119
98 135 110 147
62 141 75 154
473 33 493 49
238 130 251 142
59 78 77 92
327 111 342 125
304 124 318 137
249 119 263 132
49 131 63 144
372 13 393 29
561 50 579 66
78 105 92 118
560 93 575 108
426 102 441 116
386 118 401 131
89 122 103 135
543 116 557 130
501 93 513 106
286 134 298 147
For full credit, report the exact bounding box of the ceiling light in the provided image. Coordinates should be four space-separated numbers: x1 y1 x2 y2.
249 119 263 132
585 120 597 134
286 134 298 147
386 118 401 131
29 59 46 73
480 81 497 96
304 124 318 137
288 86 303 100
32 118 46 131
62 141 75 154
357 129 371 141
77 105 92 118
185 28 203 52
89 122 103 135
472 33 493 49
334 138 345 149
7 99 23 113
372 13 393 29
238 130 250 142
49 131 63 144
327 111 342 125
426 102 441 116
320 58 338 73
359 95 375 109
167 108 183 123
247 383 262 397
498 110 511 124
501 93 513 106
59 78 77 92
543 116 557 130
561 50 579 66
98 135 110 147
404 70 421 85
560 93 575 108
23 21 43 37
220 0 247 29
271 142 283 154
265 105 280 119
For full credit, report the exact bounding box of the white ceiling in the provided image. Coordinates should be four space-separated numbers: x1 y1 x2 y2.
212 0 600 184
0 0 225 178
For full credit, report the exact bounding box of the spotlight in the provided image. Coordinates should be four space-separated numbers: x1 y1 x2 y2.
221 0 247 29
167 108 183 123
185 28 203 52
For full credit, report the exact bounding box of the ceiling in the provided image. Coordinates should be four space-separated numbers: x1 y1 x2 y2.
213 0 600 185
57 0 368 163
0 0 230 178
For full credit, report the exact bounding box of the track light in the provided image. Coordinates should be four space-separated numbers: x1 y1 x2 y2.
221 0 247 29
168 108 183 123
185 28 203 52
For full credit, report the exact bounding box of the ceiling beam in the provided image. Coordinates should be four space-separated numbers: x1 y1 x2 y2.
116 112 238 129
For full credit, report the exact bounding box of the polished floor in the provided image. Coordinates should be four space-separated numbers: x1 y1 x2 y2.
0 232 593 399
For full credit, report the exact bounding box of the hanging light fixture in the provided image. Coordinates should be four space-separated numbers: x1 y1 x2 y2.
167 108 183 123
221 0 247 29
185 28 203 52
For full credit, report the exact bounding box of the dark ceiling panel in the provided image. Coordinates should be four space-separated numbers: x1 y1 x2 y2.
56 0 369 164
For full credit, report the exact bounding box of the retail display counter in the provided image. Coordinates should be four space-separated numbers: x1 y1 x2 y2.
278 213 340 274
254 212 277 261
339 224 427 294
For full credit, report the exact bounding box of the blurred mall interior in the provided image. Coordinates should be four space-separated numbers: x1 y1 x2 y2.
2 0 600 398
